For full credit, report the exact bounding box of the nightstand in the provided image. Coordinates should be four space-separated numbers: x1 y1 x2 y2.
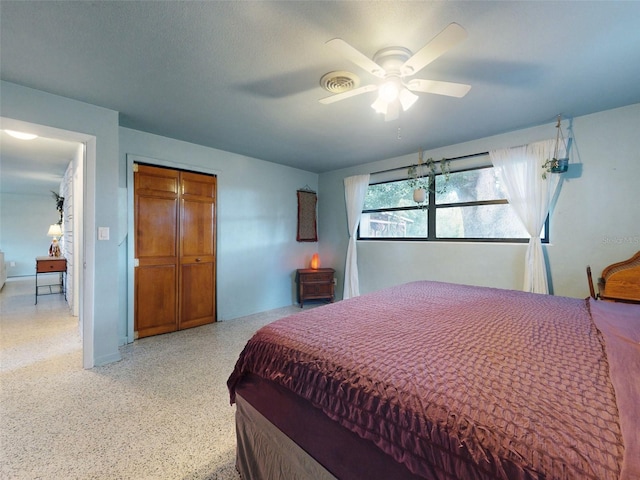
296 268 335 307
35 256 67 304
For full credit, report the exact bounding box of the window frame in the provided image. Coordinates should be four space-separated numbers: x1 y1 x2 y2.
358 165 549 243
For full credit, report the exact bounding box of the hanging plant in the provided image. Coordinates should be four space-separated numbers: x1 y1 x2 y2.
542 115 569 180
407 150 451 203
51 190 64 225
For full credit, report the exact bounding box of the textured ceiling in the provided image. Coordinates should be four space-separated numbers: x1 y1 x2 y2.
0 129 79 194
1 0 640 187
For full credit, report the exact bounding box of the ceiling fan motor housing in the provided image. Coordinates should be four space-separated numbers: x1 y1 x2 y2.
373 47 412 76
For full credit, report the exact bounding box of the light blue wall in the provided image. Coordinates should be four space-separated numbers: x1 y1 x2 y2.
318 103 640 299
119 128 319 342
2 80 121 366
3 77 638 365
2 80 320 364
0 193 60 276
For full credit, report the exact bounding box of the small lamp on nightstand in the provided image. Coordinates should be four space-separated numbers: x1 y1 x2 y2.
310 253 320 269
47 224 62 257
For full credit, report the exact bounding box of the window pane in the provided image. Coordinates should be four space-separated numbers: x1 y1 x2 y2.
360 209 428 238
436 168 506 204
364 180 424 209
361 165 548 242
436 204 529 238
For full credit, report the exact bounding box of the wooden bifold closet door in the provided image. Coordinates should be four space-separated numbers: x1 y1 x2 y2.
134 164 216 339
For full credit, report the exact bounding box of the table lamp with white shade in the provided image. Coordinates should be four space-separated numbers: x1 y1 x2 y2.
47 224 62 257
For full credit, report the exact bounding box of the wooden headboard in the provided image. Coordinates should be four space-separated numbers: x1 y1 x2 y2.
598 251 640 303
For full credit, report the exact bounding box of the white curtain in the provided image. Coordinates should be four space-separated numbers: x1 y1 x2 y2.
343 174 370 299
489 139 561 294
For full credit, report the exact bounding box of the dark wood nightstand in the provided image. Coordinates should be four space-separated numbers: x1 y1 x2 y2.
296 268 335 307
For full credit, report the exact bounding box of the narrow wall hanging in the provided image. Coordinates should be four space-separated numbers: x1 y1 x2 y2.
297 186 318 242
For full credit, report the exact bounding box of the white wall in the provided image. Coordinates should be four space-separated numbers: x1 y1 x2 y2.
318 103 640 299
119 128 319 343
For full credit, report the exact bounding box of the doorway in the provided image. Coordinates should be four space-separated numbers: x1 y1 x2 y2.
0 117 94 368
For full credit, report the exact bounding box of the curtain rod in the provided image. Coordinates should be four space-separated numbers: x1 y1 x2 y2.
371 151 490 176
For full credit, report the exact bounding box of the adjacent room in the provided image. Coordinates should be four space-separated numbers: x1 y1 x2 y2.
1 1 639 479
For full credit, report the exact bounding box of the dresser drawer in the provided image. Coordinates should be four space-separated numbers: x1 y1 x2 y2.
36 259 67 273
299 272 333 283
302 283 334 296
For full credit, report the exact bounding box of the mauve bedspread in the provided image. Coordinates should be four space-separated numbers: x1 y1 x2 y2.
589 298 640 480
228 281 629 480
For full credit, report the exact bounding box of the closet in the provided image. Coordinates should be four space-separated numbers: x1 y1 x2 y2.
134 164 216 338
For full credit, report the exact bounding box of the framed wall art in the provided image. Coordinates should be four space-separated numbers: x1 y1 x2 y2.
296 187 317 242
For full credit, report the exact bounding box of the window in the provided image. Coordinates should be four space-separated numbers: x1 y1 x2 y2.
359 165 549 242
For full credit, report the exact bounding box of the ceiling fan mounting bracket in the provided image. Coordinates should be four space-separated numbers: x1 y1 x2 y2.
372 47 412 76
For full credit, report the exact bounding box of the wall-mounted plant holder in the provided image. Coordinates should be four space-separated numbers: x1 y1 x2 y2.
550 157 569 173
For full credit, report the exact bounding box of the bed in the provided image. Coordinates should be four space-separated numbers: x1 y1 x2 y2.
598 251 640 303
227 281 640 480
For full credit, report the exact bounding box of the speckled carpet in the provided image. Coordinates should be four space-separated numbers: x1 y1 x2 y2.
0 277 308 480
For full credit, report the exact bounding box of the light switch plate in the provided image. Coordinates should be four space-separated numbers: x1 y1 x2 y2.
98 227 110 240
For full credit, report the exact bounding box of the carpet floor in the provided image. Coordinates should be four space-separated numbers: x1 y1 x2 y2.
0 277 309 479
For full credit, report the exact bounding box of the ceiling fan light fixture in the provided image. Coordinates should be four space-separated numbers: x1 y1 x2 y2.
378 80 399 103
385 100 401 122
399 88 419 111
5 129 38 140
372 84 418 118
371 96 388 115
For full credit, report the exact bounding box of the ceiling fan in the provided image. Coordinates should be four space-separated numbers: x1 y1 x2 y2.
319 23 471 121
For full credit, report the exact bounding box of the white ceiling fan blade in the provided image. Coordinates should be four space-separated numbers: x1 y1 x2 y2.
401 23 468 77
319 84 378 104
326 38 387 78
406 79 471 98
